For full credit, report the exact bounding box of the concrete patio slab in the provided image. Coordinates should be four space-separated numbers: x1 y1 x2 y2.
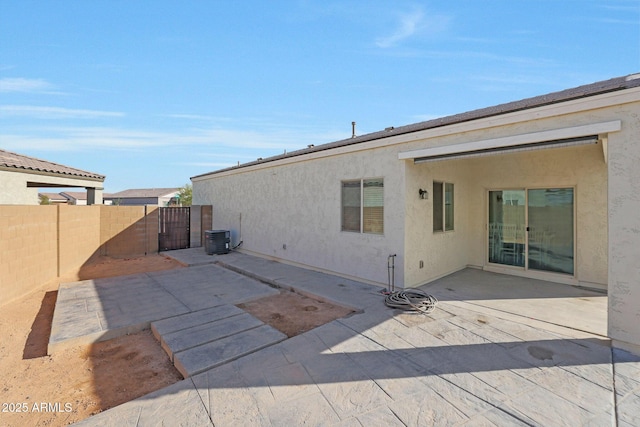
49 263 278 354
173 323 287 377
72 376 211 427
422 268 607 336
147 263 280 310
151 304 244 338
160 311 265 360
49 274 191 353
67 250 639 426
160 246 217 266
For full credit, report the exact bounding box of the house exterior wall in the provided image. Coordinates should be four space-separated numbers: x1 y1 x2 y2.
607 106 640 353
468 144 607 287
110 197 157 206
193 145 406 286
401 102 628 288
0 170 40 204
403 143 607 288
193 100 634 291
0 169 103 205
403 156 473 286
108 193 178 207
158 193 179 206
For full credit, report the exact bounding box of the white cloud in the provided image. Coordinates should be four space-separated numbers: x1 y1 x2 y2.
0 105 124 119
375 7 450 48
0 78 61 94
0 123 348 154
179 161 238 169
162 113 232 122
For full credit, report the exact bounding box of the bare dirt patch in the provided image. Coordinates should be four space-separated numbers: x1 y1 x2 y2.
0 255 184 427
238 290 356 337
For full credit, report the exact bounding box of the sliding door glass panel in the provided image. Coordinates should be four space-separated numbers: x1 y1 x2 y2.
527 188 574 275
488 190 525 267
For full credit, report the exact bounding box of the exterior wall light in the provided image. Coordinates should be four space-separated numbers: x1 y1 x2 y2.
419 189 428 200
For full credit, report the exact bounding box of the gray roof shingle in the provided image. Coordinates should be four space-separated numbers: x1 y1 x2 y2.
0 149 105 180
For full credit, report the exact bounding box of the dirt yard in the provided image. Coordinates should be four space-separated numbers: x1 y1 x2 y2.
238 290 355 338
0 255 185 427
0 254 355 426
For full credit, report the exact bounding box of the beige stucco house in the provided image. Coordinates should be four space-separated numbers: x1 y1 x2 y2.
1 149 105 205
38 192 70 205
103 188 181 206
192 74 640 353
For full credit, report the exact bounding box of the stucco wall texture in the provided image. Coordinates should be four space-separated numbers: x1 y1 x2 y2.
194 144 406 286
607 106 640 352
0 170 103 205
403 139 607 289
0 170 40 204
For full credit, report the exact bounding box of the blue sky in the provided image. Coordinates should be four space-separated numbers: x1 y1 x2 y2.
1 1 639 192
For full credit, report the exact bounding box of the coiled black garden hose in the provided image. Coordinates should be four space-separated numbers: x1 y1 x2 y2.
384 289 438 314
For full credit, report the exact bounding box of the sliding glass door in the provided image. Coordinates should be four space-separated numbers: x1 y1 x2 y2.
488 190 526 267
527 188 574 275
488 188 574 275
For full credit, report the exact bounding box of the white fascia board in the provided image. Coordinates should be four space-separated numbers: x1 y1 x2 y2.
398 121 622 161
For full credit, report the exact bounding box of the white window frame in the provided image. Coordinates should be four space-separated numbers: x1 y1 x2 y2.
341 178 384 235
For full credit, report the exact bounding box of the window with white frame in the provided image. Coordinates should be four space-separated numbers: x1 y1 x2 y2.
433 181 454 232
341 178 384 234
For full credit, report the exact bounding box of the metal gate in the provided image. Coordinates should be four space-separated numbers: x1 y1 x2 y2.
158 207 190 251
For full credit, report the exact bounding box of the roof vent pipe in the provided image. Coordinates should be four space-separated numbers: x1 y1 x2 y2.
352 121 356 138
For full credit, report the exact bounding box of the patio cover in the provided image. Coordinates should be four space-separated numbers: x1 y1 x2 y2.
397 121 620 163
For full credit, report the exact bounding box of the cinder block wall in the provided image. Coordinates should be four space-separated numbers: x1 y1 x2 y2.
201 205 213 245
0 206 58 305
0 205 163 306
145 206 159 254
58 205 101 276
99 206 158 257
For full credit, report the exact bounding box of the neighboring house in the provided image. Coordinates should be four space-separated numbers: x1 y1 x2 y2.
0 149 105 205
192 73 640 353
37 191 89 205
38 192 69 205
104 188 181 206
60 191 88 205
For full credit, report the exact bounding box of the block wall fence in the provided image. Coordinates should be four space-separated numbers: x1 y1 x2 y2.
0 205 210 306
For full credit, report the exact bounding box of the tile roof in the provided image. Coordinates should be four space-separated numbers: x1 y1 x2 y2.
192 73 640 179
38 192 68 202
0 149 105 180
105 188 180 198
60 191 88 201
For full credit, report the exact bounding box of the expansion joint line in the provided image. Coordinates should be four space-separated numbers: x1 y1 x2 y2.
189 375 215 426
